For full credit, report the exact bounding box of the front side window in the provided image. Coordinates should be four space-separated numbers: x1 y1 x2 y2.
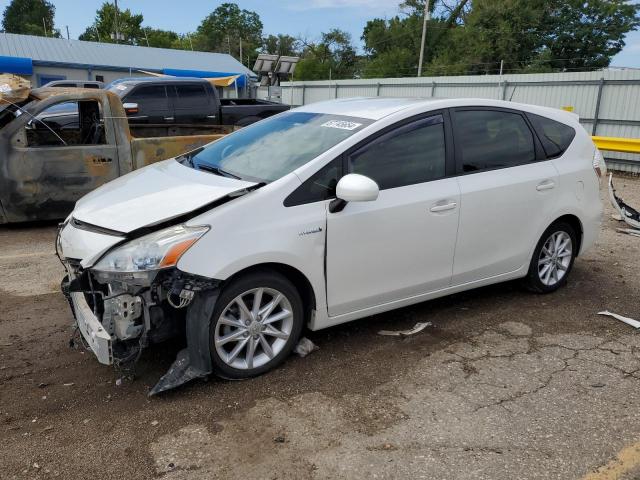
125 85 167 102
186 112 372 183
284 158 341 206
348 115 446 190
24 100 105 147
454 110 536 173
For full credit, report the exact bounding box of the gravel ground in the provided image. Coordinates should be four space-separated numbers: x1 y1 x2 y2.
1 175 639 480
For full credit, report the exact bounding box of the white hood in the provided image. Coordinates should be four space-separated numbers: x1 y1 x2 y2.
73 159 256 233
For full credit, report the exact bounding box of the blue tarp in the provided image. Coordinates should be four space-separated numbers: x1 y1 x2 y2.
0 55 33 75
162 68 247 88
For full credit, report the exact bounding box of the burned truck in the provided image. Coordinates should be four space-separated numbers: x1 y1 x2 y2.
0 75 233 224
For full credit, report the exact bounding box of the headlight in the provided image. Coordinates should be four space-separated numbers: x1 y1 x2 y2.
92 224 209 280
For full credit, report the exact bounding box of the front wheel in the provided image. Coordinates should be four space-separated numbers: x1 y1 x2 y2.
523 221 577 293
209 270 304 379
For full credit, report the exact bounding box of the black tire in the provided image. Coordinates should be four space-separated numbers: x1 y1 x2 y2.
523 221 578 293
209 270 304 379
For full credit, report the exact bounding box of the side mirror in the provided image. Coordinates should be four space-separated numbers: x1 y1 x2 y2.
330 174 379 213
123 102 139 115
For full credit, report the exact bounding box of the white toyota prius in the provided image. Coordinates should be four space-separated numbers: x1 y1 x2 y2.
57 97 604 393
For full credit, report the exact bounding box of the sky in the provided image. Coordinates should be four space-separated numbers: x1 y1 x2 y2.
1 0 639 67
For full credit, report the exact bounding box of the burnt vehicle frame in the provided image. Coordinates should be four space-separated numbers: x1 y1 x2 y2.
0 85 232 224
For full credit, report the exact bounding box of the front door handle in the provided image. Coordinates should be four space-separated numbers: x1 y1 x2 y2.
430 202 457 213
536 180 556 191
164 116 175 121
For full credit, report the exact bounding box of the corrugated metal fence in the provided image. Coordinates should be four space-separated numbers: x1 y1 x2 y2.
258 70 640 173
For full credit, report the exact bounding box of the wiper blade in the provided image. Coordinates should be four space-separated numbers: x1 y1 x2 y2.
197 164 241 179
176 147 205 167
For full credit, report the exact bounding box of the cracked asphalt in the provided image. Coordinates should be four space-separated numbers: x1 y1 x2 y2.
1 175 639 480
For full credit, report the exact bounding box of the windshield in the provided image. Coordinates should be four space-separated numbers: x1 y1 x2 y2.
183 111 372 182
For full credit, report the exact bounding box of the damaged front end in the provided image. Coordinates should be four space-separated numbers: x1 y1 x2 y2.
59 223 219 395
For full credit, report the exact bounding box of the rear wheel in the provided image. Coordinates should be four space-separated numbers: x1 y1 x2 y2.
209 270 304 379
524 221 577 293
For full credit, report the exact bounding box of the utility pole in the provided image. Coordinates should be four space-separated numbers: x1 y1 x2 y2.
66 26 70 40
42 18 48 37
227 35 231 55
188 34 193 51
114 0 120 44
143 27 149 47
239 38 243 64
417 0 430 77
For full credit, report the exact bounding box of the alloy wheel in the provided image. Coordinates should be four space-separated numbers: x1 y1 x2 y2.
213 287 294 370
537 231 572 286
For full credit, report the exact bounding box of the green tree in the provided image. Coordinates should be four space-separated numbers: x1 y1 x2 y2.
430 0 550 75
78 2 144 45
170 33 207 51
141 27 179 49
541 0 640 70
427 0 639 75
262 34 299 56
197 2 263 61
1 0 60 37
296 29 358 80
361 1 468 78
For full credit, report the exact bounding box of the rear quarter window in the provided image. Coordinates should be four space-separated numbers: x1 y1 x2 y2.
526 113 576 158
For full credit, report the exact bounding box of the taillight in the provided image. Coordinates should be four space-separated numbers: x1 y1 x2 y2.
593 148 605 178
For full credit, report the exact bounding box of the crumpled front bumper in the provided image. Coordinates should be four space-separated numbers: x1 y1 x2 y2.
69 290 113 365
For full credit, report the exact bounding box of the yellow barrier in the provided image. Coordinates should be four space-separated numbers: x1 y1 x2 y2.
592 136 640 154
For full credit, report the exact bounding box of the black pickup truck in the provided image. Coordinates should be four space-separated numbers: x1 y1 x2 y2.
108 77 289 127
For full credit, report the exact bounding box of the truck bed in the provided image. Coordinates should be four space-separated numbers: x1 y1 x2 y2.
219 98 289 126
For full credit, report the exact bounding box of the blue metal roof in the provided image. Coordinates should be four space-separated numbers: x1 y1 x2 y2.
0 33 255 78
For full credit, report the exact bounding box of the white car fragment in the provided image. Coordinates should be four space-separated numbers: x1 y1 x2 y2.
598 311 640 329
608 174 640 230
378 322 433 337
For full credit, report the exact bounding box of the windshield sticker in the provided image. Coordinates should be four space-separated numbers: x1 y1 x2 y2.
114 84 128 91
0 83 12 93
321 120 362 131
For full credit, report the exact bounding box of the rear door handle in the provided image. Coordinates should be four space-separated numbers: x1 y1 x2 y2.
164 116 175 121
430 202 457 213
536 180 556 191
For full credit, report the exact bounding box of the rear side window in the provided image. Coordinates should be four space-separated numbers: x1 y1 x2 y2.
453 110 536 173
526 113 576 158
348 115 446 190
175 84 209 107
126 85 167 102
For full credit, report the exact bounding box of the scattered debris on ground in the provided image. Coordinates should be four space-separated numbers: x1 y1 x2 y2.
378 321 432 337
598 310 640 329
616 227 640 237
609 174 640 230
294 337 319 357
